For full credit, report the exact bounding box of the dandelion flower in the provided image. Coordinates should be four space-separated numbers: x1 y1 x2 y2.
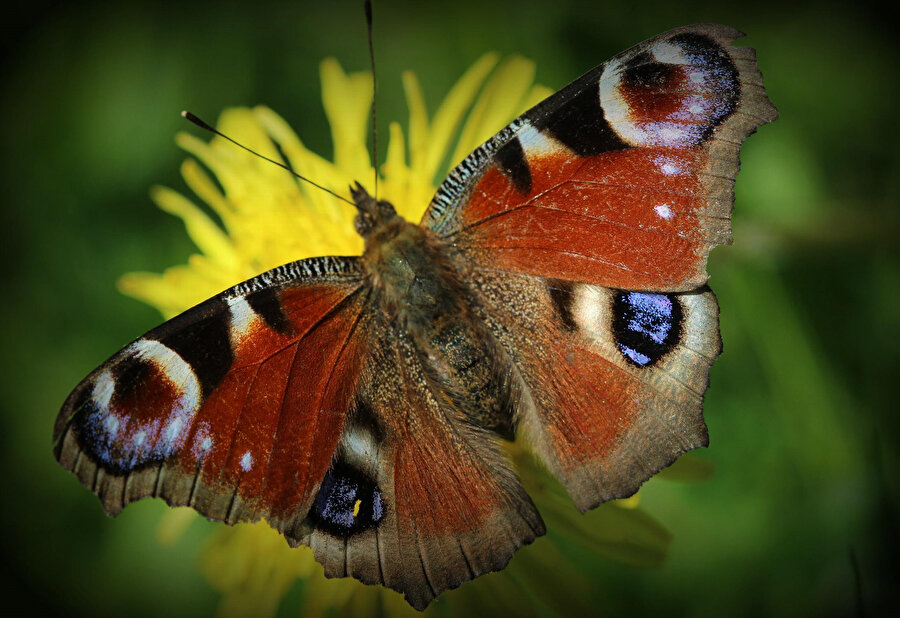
121 54 709 616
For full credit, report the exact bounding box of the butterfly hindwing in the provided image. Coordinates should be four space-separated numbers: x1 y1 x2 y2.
53 256 369 537
469 268 720 510
295 327 544 610
424 24 777 291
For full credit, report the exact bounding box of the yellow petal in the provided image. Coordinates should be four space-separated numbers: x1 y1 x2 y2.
179 159 237 232
380 121 405 193
614 493 642 509
320 58 373 183
451 55 535 165
401 70 428 173
421 52 499 183
522 83 554 110
150 185 239 270
253 105 355 224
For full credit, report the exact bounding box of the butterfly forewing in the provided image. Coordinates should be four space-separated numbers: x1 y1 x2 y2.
54 256 369 535
424 24 776 292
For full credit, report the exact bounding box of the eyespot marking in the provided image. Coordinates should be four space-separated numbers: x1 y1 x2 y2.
74 339 202 473
612 291 683 367
600 33 740 148
309 461 385 537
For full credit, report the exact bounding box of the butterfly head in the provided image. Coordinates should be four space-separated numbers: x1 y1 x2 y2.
351 181 401 240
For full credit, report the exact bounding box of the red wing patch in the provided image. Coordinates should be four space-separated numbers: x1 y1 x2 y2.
456 147 724 290
53 257 370 535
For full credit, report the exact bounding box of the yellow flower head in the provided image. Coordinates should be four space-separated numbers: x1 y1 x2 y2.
123 54 709 617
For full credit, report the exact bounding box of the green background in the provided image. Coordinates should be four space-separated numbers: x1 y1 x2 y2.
2 0 897 615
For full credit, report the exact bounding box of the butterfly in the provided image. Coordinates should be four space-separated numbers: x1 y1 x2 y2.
53 24 775 610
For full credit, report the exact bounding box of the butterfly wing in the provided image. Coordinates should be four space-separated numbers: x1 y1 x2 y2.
470 269 720 510
53 256 370 539
424 24 776 291
293 327 544 610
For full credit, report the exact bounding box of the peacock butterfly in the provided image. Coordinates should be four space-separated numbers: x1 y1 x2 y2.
53 23 776 610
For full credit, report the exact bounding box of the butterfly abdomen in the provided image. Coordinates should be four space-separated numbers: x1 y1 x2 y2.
420 315 517 437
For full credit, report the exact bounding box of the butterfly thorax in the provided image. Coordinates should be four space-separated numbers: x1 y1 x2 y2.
352 186 516 436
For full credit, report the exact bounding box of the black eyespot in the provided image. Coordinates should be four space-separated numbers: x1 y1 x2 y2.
309 461 385 537
612 291 683 367
621 61 677 89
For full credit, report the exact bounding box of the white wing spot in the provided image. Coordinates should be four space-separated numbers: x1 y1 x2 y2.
653 154 686 177
655 204 675 220
517 121 566 158
92 369 116 413
164 416 185 443
571 285 608 336
651 40 687 64
240 451 253 472
227 295 259 344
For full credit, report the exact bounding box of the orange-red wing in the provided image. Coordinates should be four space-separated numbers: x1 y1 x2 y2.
293 331 544 611
423 24 776 292
469 269 721 511
53 256 371 539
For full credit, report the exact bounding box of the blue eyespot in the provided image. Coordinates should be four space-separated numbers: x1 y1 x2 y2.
612 292 682 367
310 462 385 536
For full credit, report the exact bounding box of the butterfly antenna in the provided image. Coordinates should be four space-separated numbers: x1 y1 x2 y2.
365 0 378 199
180 111 354 206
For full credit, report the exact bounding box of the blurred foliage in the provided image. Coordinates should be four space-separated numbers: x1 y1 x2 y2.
1 0 897 616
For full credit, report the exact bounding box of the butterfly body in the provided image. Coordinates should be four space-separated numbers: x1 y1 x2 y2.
356 186 517 436
54 24 775 610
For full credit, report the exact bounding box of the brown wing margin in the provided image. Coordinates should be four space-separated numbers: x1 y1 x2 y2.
53 255 372 540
